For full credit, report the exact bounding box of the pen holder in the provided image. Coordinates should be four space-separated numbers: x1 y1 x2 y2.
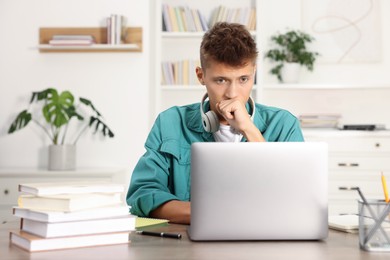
358 200 390 252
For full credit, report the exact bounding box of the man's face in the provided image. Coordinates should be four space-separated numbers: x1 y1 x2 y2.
196 59 256 122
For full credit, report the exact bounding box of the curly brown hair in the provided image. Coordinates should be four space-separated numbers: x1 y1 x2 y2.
200 22 258 69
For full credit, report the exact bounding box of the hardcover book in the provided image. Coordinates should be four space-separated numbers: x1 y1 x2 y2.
18 182 124 196
20 215 136 238
10 230 130 252
13 205 130 223
17 193 122 212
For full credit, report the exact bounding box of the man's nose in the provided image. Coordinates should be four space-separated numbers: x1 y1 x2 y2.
225 82 238 99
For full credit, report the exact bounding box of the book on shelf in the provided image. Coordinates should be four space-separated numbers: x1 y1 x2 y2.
299 113 342 129
13 205 130 223
106 14 127 44
162 4 208 32
161 4 255 32
161 59 201 85
49 39 94 46
20 215 136 238
52 35 95 41
17 192 122 212
18 181 125 196
10 230 130 252
162 4 172 32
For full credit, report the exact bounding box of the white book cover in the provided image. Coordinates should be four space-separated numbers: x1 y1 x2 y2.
18 181 124 196
328 215 359 232
18 193 122 212
10 230 130 252
49 39 94 46
162 4 172 32
21 215 136 238
13 205 130 223
52 35 94 40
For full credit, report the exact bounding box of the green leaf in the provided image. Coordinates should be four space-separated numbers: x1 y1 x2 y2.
80 97 102 117
8 110 32 133
89 117 115 138
42 90 76 128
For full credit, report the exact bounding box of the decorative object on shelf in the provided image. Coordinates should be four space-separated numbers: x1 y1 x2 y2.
264 29 319 83
8 88 114 171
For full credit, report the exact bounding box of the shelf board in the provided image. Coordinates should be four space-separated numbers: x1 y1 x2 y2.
162 31 256 39
262 84 390 90
303 128 390 137
162 85 204 90
39 27 142 53
38 43 141 53
161 85 258 90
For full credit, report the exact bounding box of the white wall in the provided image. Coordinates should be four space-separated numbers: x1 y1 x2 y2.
0 0 151 175
257 0 390 127
0 0 389 173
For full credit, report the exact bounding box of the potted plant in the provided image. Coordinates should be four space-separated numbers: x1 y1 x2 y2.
264 29 319 83
8 88 114 170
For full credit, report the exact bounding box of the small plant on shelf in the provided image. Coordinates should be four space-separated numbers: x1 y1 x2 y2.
264 29 319 82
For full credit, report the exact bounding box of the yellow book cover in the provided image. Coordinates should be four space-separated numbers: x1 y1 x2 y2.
136 217 169 229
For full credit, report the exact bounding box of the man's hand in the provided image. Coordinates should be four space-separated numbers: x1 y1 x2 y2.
216 99 265 142
150 200 191 224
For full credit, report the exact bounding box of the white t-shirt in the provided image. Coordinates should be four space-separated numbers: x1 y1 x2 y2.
213 124 243 142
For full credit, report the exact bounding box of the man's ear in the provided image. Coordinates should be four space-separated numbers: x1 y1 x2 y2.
196 66 205 85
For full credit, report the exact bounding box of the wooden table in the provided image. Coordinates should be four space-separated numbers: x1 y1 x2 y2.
1 221 389 260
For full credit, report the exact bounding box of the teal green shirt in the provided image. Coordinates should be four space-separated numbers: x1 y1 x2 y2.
126 102 304 217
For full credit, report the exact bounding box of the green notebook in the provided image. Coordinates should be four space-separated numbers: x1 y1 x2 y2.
135 217 169 229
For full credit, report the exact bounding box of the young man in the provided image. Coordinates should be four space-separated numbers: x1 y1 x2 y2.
127 22 304 224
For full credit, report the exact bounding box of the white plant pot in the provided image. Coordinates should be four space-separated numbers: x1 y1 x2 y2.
281 63 301 83
48 144 76 171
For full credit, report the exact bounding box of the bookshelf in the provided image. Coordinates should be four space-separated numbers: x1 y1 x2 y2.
152 0 258 120
38 27 143 53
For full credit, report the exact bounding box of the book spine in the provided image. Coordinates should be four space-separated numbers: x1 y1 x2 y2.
107 17 111 44
110 14 116 44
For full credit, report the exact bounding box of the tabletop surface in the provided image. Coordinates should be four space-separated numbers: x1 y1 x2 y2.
1 220 389 260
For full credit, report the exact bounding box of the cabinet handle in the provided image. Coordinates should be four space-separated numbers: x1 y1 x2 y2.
375 143 381 148
4 189 9 195
337 163 359 167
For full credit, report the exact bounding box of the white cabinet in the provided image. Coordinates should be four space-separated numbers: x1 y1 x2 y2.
152 0 259 120
0 168 129 224
303 130 390 216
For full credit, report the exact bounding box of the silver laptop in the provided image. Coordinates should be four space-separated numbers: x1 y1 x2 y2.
188 142 328 241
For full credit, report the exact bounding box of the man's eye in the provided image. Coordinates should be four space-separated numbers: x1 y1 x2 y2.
240 77 249 83
216 78 226 84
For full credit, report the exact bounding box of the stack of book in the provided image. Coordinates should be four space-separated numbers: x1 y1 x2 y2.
162 4 208 32
162 4 256 32
106 14 127 44
49 35 96 46
10 182 135 252
209 5 256 30
299 114 342 129
161 59 201 85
